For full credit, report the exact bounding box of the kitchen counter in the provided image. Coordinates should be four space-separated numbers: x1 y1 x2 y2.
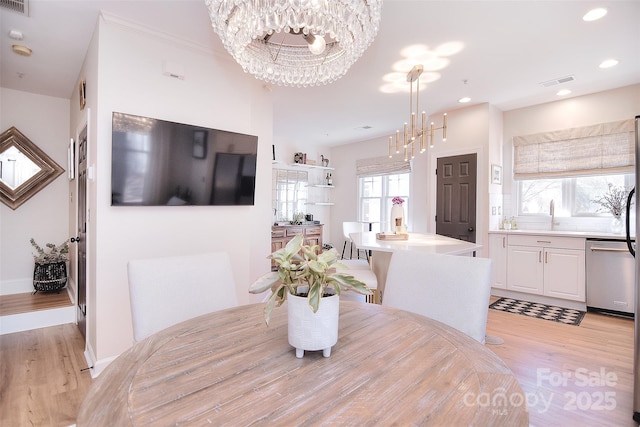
350 231 482 255
489 229 633 240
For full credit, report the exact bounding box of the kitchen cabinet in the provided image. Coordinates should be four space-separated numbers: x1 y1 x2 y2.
271 224 323 270
488 233 507 289
506 234 585 302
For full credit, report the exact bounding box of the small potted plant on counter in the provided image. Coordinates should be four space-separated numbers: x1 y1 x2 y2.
30 238 70 293
249 234 372 358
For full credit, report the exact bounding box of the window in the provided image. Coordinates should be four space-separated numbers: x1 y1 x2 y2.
358 173 410 231
518 173 633 217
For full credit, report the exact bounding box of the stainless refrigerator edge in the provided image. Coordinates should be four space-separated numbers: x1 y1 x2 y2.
633 115 640 423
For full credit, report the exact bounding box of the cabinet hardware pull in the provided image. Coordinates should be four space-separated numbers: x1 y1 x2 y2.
539 251 542 263
545 252 548 263
502 237 506 248
537 240 552 244
590 247 630 253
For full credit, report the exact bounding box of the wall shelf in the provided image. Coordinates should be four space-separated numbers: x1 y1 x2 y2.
307 202 335 206
285 162 334 171
312 184 335 188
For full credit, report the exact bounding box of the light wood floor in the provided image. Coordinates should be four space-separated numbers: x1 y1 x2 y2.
0 298 635 426
0 291 73 316
487 296 635 426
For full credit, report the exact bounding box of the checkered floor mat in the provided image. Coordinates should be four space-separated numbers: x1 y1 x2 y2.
489 297 586 326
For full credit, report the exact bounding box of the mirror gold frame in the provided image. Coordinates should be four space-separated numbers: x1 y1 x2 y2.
0 126 64 210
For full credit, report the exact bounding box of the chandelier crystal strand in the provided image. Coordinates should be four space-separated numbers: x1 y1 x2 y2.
206 0 382 87
389 64 449 160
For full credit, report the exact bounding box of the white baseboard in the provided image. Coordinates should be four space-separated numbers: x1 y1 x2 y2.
84 344 118 378
0 305 76 335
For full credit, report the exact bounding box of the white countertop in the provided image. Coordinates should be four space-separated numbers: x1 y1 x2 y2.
488 229 633 240
349 232 482 255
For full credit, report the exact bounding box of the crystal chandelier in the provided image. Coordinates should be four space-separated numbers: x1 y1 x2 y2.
389 64 448 161
205 0 382 87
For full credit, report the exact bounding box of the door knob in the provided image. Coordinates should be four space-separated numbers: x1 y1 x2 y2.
468 227 474 232
71 236 80 243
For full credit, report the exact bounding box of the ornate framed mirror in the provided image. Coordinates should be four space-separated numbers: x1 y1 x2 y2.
0 126 64 210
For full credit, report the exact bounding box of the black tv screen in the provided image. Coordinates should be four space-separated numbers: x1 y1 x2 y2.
111 112 258 206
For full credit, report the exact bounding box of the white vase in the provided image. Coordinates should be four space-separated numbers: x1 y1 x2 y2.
287 288 339 358
390 204 405 232
611 215 623 234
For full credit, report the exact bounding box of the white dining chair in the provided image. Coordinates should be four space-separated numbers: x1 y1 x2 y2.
334 258 379 304
127 251 238 343
341 221 367 260
382 251 492 344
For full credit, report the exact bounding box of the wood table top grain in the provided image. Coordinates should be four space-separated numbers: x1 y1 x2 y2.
77 302 528 426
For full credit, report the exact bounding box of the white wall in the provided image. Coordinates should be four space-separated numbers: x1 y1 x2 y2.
0 88 70 295
73 14 273 370
503 84 640 230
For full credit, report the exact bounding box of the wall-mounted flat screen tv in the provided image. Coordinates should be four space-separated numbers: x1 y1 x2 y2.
111 112 258 206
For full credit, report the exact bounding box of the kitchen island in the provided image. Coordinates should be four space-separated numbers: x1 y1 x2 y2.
348 232 483 301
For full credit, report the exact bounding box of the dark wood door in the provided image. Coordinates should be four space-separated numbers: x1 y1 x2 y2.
436 153 477 242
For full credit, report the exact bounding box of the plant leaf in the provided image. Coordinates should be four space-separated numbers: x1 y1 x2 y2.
249 271 280 294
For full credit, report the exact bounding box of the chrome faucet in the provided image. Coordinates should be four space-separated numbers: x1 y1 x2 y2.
549 199 559 230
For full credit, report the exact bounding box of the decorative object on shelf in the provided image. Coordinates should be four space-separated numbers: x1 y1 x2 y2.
321 155 329 167
249 234 371 358
294 152 304 164
290 212 305 225
30 238 70 293
387 65 449 161
592 184 631 233
325 172 333 186
205 0 382 87
390 196 405 232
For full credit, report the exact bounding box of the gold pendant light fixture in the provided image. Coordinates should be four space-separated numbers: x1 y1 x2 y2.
206 0 382 88
388 64 448 161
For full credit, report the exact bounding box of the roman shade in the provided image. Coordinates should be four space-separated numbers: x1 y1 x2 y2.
356 156 411 177
513 119 634 180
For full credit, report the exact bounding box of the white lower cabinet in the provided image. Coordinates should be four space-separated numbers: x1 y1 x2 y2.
507 245 544 294
488 234 508 289
543 248 585 301
503 234 586 302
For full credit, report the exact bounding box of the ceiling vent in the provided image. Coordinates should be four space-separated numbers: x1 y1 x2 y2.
0 0 29 15
540 75 575 87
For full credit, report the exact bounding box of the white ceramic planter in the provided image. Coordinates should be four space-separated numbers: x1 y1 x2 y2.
287 289 339 358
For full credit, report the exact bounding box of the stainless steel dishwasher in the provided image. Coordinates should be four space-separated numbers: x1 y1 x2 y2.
586 238 635 317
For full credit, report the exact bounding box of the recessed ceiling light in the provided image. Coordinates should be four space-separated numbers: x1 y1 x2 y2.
583 8 607 22
556 89 571 96
458 97 471 103
12 44 32 56
599 59 619 69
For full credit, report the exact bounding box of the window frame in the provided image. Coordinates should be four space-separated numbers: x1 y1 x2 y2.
357 172 410 231
517 173 634 217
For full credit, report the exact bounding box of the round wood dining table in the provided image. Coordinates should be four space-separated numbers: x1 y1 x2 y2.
77 301 528 426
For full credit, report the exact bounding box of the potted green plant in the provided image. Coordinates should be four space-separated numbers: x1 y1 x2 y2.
30 238 70 293
249 234 372 358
